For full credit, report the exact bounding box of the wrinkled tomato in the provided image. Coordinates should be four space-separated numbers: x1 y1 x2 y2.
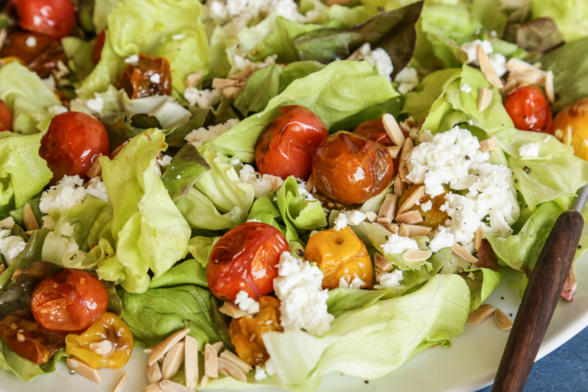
353 119 393 146
15 0 76 39
39 112 110 181
92 31 106 64
312 132 394 205
115 54 172 99
31 270 109 332
207 222 289 301
0 100 13 131
255 105 328 180
504 86 553 133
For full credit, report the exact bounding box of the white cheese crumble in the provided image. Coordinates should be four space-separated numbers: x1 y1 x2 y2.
273 252 334 336
254 366 268 381
0 230 25 265
149 73 161 84
124 54 139 64
156 155 173 168
86 177 109 202
338 276 366 289
429 227 455 252
518 142 540 158
333 210 367 231
86 96 104 115
381 234 419 255
296 180 316 201
461 39 507 77
39 175 87 214
420 200 433 212
25 36 37 47
232 54 277 75
184 87 221 110
208 0 310 25
42 215 55 230
375 269 404 289
239 164 283 197
352 43 394 79
185 118 239 148
234 290 260 314
460 84 473 93
394 67 419 95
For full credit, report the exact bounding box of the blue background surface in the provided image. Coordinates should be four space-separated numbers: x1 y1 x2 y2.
478 326 588 392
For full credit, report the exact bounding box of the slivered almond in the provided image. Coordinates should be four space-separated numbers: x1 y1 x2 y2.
393 176 404 197
219 301 247 319
204 343 218 378
387 145 401 159
220 350 251 374
184 335 199 390
377 194 397 221
494 308 513 331
401 224 432 237
218 357 247 382
450 243 478 263
113 372 128 392
382 113 405 146
478 88 493 111
379 221 399 234
161 341 185 379
545 70 555 103
87 157 102 178
185 72 202 88
143 384 164 392
148 328 190 366
480 137 499 152
365 211 377 222
305 175 314 192
67 357 101 383
397 185 425 215
477 44 504 89
211 341 224 353
374 253 393 272
398 224 409 237
0 216 15 230
22 204 39 231
467 304 495 325
147 362 162 384
159 380 191 392
403 249 432 262
474 226 483 251
221 86 241 100
212 78 239 89
394 210 423 225
397 138 413 181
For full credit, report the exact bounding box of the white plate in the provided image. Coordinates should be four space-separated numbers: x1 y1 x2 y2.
2 253 587 392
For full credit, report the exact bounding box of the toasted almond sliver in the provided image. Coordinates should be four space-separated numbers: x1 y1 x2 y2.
494 308 513 331
212 78 238 89
204 343 219 378
22 204 39 231
394 210 423 225
387 145 401 159
402 224 432 237
0 216 15 230
161 341 185 379
379 221 399 234
374 253 393 273
143 384 164 392
477 44 504 89
148 328 190 366
403 249 432 262
159 380 191 392
67 357 101 383
185 72 202 88
87 156 102 178
222 86 242 100
478 88 493 112
397 185 425 215
377 194 397 221
218 357 247 382
467 304 495 325
451 243 478 264
305 175 314 192
184 335 199 390
113 372 128 392
545 70 555 103
382 113 405 146
219 301 248 319
480 137 499 152
147 362 162 384
220 350 251 374
474 226 483 251
211 341 224 353
397 138 413 182
393 176 404 197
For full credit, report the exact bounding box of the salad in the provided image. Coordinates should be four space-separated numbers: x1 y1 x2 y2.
0 0 588 390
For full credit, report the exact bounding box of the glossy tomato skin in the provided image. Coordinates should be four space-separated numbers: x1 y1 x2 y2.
504 86 553 133
15 0 76 39
0 100 13 131
353 119 393 146
93 31 106 64
115 54 172 99
31 270 109 332
312 132 394 205
39 112 110 181
255 105 328 180
207 222 289 302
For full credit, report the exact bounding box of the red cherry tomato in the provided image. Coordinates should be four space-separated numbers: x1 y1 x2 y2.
31 270 109 332
504 86 553 133
255 105 328 180
15 0 76 39
93 31 106 64
353 119 393 146
207 222 289 302
0 100 13 131
39 112 110 181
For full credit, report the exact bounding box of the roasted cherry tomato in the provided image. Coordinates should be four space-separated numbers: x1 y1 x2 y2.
553 98 588 161
92 31 106 64
31 270 109 332
0 100 13 131
255 105 328 180
65 313 133 369
304 226 373 289
15 0 76 39
312 132 394 205
0 311 67 364
504 86 553 133
353 119 393 146
39 112 110 181
115 53 172 99
207 222 289 301
229 296 282 366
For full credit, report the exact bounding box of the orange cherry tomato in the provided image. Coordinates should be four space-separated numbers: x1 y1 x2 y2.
207 222 289 301
31 270 109 332
353 119 393 146
312 132 394 205
0 100 13 131
255 105 328 180
115 53 172 99
15 0 76 39
504 86 553 133
39 112 110 182
93 31 106 64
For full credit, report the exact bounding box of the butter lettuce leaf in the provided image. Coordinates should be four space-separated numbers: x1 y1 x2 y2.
531 0 588 43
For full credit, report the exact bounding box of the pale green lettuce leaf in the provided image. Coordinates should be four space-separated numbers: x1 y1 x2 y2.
187 236 218 268
464 267 502 311
93 0 121 31
531 0 588 42
0 342 66 381
149 259 208 289
62 37 95 82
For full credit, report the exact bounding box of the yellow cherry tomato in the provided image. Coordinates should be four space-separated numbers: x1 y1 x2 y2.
397 184 448 228
65 312 133 369
304 226 373 289
553 98 588 161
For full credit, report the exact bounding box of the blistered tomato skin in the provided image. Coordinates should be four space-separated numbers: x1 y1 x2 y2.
353 119 393 146
0 31 67 78
115 54 172 99
15 0 76 39
39 112 110 182
312 132 394 205
504 86 553 133
0 100 13 132
31 270 109 332
255 105 328 180
207 222 289 302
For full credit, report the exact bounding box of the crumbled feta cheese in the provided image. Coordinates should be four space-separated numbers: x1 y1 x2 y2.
333 210 366 231
420 200 433 212
0 230 25 265
86 177 109 202
185 118 239 148
208 0 310 25
518 142 540 158
395 67 419 95
25 36 37 47
41 77 56 90
184 87 221 110
239 164 283 197
352 43 393 79
381 234 418 255
86 96 104 114
156 155 173 168
39 175 87 214
333 213 348 231
461 40 507 77
232 54 277 75
254 366 268 381
338 276 366 289
235 290 260 314
429 228 455 252
273 252 334 335
375 269 404 289
296 181 316 201
488 53 507 77
149 73 161 84
460 84 473 93
124 54 139 64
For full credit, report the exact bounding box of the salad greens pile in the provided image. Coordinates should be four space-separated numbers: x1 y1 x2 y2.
1 0 588 390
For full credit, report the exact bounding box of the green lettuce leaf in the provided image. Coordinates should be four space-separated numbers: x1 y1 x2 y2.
0 230 49 290
62 37 95 82
0 342 66 381
162 143 210 201
463 267 502 311
187 236 218 268
531 0 588 42
149 259 207 289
